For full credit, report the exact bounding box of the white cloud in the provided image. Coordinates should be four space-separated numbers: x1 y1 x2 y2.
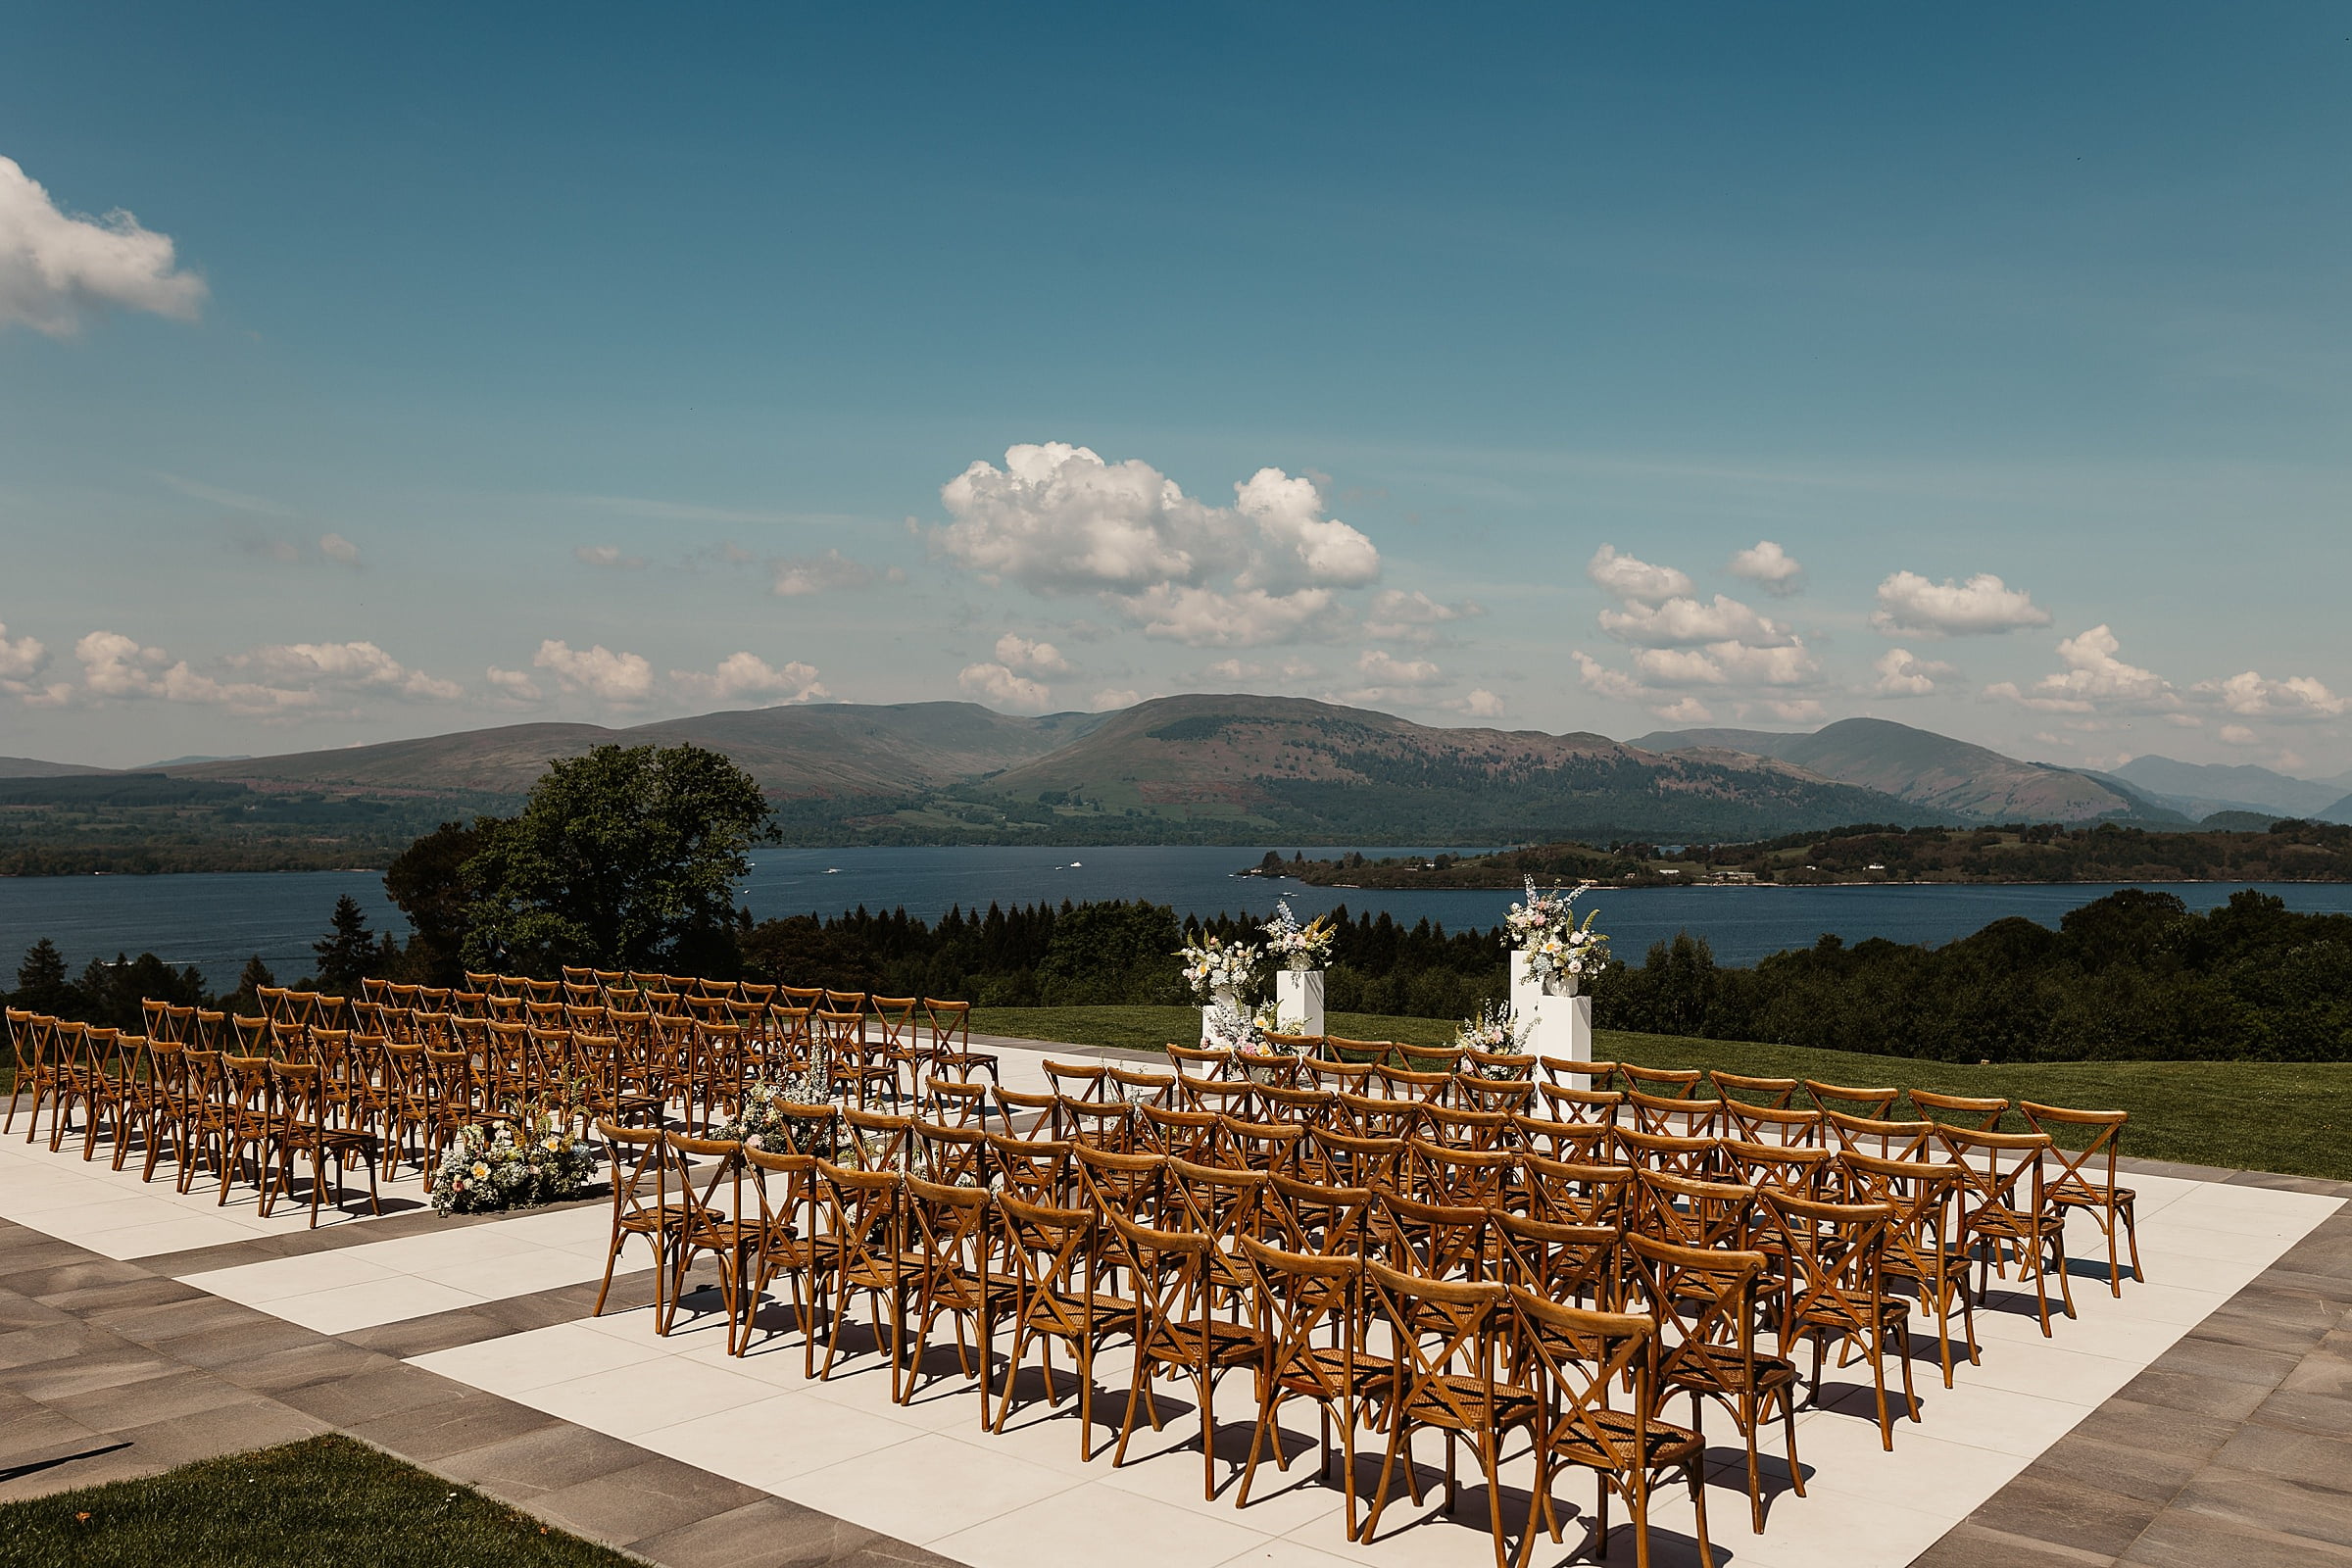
533 640 655 705
0 618 66 706
0 157 206 336
1203 657 1320 682
233 641 463 702
934 443 1377 646
574 544 647 570
1440 688 1507 718
1573 651 1648 705
771 550 879 597
1872 647 1956 698
957 662 1053 713
1121 584 1345 648
2220 724 2259 747
318 533 361 566
1652 697 1714 724
71 631 460 715
1599 594 1794 649
670 652 828 707
1363 589 1482 643
1586 545 1692 606
1871 570 2052 637
2163 712 2204 729
1985 624 2175 713
1633 640 1819 688
1090 689 1141 711
1727 540 1804 596
994 634 1073 676
1765 698 1826 722
1353 650 1444 687
2192 669 2347 719
485 666 544 705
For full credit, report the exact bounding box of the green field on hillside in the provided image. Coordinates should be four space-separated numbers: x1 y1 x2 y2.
971 1004 2352 1181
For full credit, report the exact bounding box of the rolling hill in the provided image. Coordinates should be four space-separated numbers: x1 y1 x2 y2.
167 703 1102 799
1630 716 2163 824
978 694 1946 842
0 756 112 779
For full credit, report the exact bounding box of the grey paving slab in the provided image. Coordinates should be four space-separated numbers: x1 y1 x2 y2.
522 1454 771 1548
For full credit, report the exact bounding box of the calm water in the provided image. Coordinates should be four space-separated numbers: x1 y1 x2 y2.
8 844 2352 992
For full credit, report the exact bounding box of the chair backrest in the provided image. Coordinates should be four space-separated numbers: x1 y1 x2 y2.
815 1156 901 1273
1625 1088 1719 1138
1378 1190 1491 1280
1409 1140 1512 1204
911 1119 987 1187
1495 1210 1620 1308
600 1117 673 1229
1215 1114 1304 1173
1936 1125 2051 1217
1264 1170 1374 1255
1335 1091 1422 1141
1255 1083 1335 1125
841 1106 912 1171
1322 1034 1393 1064
1824 1108 1936 1161
1908 1088 2010 1132
1721 1101 1824 1147
1240 1235 1359 1397
1716 1138 1835 1198
1805 1078 1901 1120
1616 1124 1717 1179
1537 1082 1623 1125
1163 1041 1233 1077
1509 1287 1658 1474
1618 1063 1703 1099
1042 1058 1109 1100
1708 1068 1798 1108
985 1132 1073 1203
2017 1101 2129 1199
1305 1125 1405 1189
1625 1233 1771 1400
1135 1103 1218 1162
1765 1191 1894 1333
1362 1257 1507 1422
1071 1142 1165 1220
1107 1066 1175 1106
1519 1152 1637 1227
1638 1168 1760 1250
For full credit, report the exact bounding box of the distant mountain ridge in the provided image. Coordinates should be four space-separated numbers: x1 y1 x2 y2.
0 756 111 779
1629 716 2162 824
2111 755 2352 822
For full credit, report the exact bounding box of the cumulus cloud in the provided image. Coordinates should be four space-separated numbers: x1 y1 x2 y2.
2192 669 2347 720
1599 594 1794 649
1766 698 1826 722
485 666 544 705
1871 571 2051 637
2220 724 2259 747
0 618 66 705
670 652 828 707
1586 546 1692 606
1573 651 1648 705
318 533 361 566
1632 641 1819 688
957 662 1053 713
995 634 1073 676
1353 649 1444 687
574 544 647 570
1651 696 1715 724
934 443 1378 647
1727 540 1804 596
1986 625 2175 713
1363 589 1482 644
771 550 880 597
0 157 207 336
1204 657 1321 682
533 640 655 705
1439 688 1507 718
1872 648 1956 698
72 632 460 714
1090 689 1141 711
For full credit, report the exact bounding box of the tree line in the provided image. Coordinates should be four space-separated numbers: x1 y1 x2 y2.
11 742 2352 1063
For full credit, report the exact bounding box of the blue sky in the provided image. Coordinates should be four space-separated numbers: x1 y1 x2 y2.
3 3 2348 775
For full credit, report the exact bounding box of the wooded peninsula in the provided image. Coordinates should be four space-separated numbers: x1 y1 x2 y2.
1252 818 2352 888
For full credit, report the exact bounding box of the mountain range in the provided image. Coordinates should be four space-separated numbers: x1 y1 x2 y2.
11 697 2345 857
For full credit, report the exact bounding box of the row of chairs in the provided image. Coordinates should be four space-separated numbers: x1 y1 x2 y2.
585 1052 2143 1567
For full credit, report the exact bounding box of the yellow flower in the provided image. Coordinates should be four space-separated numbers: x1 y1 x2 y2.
470 1161 490 1179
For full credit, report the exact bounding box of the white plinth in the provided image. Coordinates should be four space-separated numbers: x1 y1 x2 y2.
1202 987 1240 1046
1274 968 1325 1037
1510 952 1593 1063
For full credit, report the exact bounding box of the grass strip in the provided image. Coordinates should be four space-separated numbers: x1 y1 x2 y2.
972 1004 2352 1181
0 1436 635 1568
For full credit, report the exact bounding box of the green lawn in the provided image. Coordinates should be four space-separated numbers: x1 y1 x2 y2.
0 1437 633 1568
972 1004 2352 1182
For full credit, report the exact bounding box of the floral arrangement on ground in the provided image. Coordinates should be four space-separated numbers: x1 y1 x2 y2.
1453 999 1530 1054
714 1056 840 1157
429 1104 600 1215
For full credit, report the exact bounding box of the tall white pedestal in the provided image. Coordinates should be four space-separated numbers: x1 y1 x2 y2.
1275 968 1325 1037
1510 952 1592 1064
1202 988 1240 1047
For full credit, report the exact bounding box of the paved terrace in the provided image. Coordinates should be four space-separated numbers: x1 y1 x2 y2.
2 1034 2348 1568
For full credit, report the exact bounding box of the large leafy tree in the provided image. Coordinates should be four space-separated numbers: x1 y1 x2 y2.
383 819 493 985
461 744 775 975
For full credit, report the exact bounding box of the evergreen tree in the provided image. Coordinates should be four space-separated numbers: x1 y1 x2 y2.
228 955 276 1018
312 895 381 997
13 938 73 1014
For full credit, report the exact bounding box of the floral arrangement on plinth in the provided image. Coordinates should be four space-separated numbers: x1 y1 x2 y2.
1260 901 1335 972
430 1103 600 1216
1177 932 1263 1003
715 1055 840 1157
1453 1000 1531 1054
1506 875 1610 988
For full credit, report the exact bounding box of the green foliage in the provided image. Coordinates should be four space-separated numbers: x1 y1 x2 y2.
461 744 776 975
1035 901 1188 1005
311 894 397 997
13 938 72 1015
226 955 275 1018
0 1436 634 1568
382 818 495 985
1599 887 2352 1062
